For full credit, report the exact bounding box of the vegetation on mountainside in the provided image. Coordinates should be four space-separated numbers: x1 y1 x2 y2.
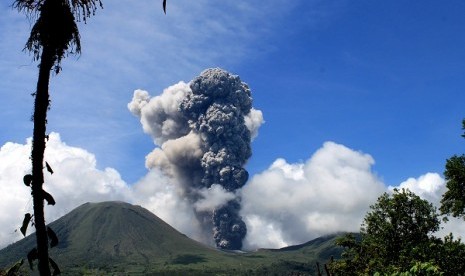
0 201 342 275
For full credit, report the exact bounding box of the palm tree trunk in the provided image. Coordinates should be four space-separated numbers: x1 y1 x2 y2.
31 45 54 276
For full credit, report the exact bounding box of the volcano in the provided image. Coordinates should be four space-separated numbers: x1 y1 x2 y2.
0 201 342 275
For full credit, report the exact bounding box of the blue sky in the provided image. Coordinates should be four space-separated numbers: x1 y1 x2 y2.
2 0 465 249
242 1 465 186
1 0 465 189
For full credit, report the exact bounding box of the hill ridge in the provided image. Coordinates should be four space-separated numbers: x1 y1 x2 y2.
0 201 343 275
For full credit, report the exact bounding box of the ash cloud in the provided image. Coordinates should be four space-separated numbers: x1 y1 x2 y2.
129 68 264 249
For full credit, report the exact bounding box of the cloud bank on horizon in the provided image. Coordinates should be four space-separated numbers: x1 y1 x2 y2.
1 69 465 251
1 132 464 251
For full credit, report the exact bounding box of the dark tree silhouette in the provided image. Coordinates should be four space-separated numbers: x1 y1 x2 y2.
13 0 100 274
13 1 167 274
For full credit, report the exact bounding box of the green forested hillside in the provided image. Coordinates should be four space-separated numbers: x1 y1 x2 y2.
0 202 342 275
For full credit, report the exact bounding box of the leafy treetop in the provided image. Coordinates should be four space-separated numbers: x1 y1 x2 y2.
440 119 465 219
331 188 442 275
13 0 103 72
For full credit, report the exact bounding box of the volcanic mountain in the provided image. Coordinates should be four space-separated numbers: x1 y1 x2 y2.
0 202 342 275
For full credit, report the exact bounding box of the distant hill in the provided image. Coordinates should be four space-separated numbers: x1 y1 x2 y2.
0 201 343 275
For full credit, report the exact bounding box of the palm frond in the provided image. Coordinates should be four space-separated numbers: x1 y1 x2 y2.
69 0 103 22
25 0 81 72
13 0 102 22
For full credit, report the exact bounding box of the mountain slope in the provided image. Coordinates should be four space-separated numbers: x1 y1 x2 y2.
0 201 230 274
0 201 343 275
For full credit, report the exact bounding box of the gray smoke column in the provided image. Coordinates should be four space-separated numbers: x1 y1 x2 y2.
128 68 263 249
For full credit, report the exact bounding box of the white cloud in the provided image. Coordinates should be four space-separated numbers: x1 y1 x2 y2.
128 83 191 146
390 173 446 204
0 140 32 249
194 185 236 212
241 147 465 249
240 141 386 249
127 89 150 117
389 173 465 239
1 135 464 251
0 133 131 249
0 132 220 248
244 108 264 141
43 134 132 214
130 169 210 244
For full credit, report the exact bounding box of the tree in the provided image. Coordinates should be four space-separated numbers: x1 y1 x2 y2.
13 1 167 274
13 0 166 274
13 1 103 274
331 189 441 275
433 233 465 275
440 119 465 219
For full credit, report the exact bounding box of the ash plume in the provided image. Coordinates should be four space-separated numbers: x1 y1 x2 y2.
129 68 263 249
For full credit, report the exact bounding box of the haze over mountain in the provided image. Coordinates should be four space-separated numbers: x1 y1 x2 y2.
0 201 342 275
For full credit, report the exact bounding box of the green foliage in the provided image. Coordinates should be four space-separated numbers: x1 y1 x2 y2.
440 154 465 219
432 233 465 275
330 189 442 275
440 119 465 219
362 189 440 268
171 254 207 265
374 262 443 276
407 262 442 276
331 189 465 275
0 202 344 275
2 259 24 276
